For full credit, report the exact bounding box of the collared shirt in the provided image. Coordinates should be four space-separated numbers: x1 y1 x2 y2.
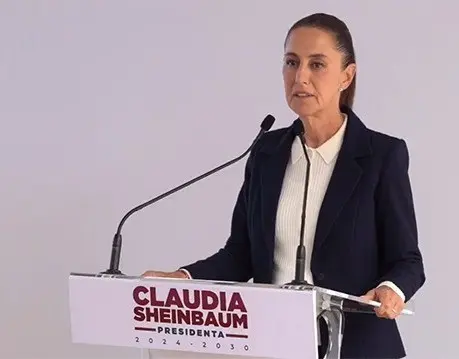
273 114 348 285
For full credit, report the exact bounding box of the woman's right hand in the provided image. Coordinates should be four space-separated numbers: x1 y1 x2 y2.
141 270 189 279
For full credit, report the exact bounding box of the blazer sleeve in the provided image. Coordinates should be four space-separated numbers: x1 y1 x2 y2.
179 150 254 282
375 138 426 302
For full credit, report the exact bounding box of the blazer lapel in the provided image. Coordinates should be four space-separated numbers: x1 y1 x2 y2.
313 108 371 250
258 128 294 256
313 150 362 250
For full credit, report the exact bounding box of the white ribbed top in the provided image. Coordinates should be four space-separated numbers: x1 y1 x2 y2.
272 115 347 285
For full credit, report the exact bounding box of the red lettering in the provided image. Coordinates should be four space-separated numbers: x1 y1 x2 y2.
217 312 232 328
183 289 200 309
133 286 149 306
145 307 159 322
219 291 227 311
227 293 247 312
191 311 204 325
201 290 218 310
203 312 219 326
165 288 184 308
133 287 248 321
133 306 145 321
133 307 159 322
159 308 171 323
149 287 165 306
176 309 191 325
171 307 177 323
232 313 248 329
135 307 248 330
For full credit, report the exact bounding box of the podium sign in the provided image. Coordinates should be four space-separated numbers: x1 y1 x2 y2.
69 273 319 359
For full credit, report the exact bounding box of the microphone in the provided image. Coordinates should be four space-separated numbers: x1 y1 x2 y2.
102 114 276 275
287 119 313 286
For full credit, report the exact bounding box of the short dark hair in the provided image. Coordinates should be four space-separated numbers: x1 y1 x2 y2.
285 13 357 109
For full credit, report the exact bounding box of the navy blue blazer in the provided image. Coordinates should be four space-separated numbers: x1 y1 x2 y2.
182 106 425 358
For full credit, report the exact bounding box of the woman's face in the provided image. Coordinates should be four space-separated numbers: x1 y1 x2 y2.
282 26 355 118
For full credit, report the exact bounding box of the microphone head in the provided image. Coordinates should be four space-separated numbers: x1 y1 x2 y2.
292 119 305 136
260 114 275 132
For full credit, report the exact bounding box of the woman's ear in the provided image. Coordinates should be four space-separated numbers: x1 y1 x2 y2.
341 63 356 90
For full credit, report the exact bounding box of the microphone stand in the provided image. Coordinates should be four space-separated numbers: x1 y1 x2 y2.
101 115 275 275
286 119 313 287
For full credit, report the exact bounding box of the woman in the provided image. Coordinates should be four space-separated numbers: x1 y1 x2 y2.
143 13 425 359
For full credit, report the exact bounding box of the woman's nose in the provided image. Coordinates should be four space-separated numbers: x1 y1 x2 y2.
295 66 310 85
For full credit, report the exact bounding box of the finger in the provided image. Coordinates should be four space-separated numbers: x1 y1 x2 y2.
382 294 403 319
142 271 159 277
375 298 394 319
396 302 405 314
376 305 394 319
360 289 376 301
378 300 402 319
374 304 387 318
377 290 394 304
378 290 396 304
388 307 399 319
373 288 402 319
391 301 405 318
361 290 384 317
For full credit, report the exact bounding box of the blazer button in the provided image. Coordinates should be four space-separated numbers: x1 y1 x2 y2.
317 273 325 281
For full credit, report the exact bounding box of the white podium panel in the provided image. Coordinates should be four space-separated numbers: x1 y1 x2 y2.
144 348 273 359
69 274 319 359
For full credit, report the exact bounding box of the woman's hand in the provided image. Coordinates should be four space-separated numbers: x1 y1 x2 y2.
141 270 189 279
361 285 405 319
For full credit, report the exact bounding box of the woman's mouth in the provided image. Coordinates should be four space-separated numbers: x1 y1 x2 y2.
294 92 314 98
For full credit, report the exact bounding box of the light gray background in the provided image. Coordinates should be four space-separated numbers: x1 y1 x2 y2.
0 1 456 358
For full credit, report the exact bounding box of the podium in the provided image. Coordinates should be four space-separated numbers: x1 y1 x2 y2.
68 272 413 359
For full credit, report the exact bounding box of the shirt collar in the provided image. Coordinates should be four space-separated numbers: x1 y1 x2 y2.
291 114 348 165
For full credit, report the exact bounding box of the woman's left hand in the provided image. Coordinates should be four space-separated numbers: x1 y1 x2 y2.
361 286 404 319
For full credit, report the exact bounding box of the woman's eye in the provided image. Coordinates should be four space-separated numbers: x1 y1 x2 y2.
311 62 324 69
285 59 297 67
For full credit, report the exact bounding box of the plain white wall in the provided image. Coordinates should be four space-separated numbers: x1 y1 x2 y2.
1 1 457 358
